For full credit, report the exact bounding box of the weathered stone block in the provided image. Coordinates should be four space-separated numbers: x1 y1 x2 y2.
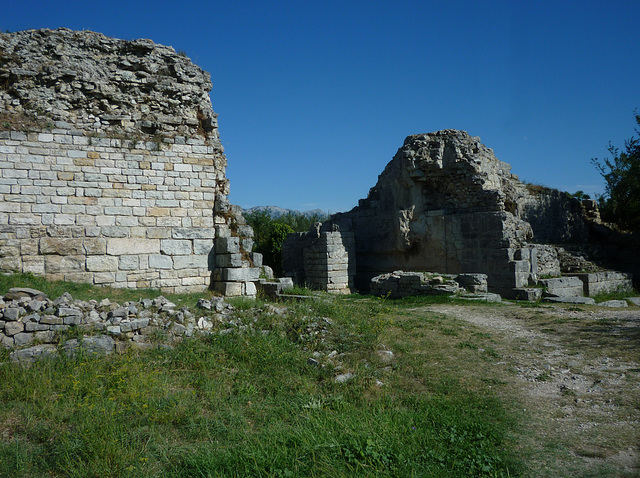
160 239 192 255
10 344 58 362
148 254 173 269
212 281 243 296
215 253 244 268
44 255 85 273
251 252 263 267
194 239 214 255
3 308 21 321
244 281 257 296
173 228 215 239
86 255 119 272
107 238 160 255
215 267 260 282
83 238 107 255
539 276 584 297
25 322 51 332
173 255 208 270
118 255 139 270
40 238 84 255
215 236 240 254
5 321 24 336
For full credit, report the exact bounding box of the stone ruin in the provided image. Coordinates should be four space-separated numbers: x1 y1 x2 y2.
0 28 260 296
0 29 637 304
283 130 637 300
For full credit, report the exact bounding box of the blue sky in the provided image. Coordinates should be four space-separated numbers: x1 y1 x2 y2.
4 1 639 213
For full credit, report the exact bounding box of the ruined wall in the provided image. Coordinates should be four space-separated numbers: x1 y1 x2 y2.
0 28 247 293
322 130 535 293
282 225 355 293
518 187 590 244
283 130 606 296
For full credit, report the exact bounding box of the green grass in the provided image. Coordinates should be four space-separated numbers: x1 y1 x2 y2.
591 287 639 303
0 275 523 477
0 272 220 308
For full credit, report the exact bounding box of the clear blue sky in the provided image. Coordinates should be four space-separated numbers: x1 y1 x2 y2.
4 1 639 213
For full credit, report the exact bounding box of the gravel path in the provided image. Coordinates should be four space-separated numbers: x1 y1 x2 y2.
420 303 640 476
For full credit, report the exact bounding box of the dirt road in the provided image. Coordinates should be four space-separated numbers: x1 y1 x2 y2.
425 302 640 477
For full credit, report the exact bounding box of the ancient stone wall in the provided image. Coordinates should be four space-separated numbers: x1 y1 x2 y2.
519 187 590 244
282 225 355 293
283 130 616 297
312 130 536 294
0 28 252 294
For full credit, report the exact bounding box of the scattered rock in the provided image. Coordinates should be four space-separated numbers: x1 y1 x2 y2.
598 300 629 308
335 373 355 383
9 344 58 363
376 349 395 363
62 335 115 357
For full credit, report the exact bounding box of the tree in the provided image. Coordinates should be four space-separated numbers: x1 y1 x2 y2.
244 210 329 276
592 111 640 231
571 190 591 201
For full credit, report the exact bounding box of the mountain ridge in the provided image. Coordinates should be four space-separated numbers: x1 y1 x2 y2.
241 205 329 218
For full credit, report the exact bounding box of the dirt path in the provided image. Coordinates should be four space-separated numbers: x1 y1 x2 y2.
422 303 640 477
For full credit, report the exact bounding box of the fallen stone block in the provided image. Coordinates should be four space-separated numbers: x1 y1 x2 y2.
597 300 628 308
3 288 47 301
10 344 58 362
62 335 115 357
459 293 502 303
543 296 596 305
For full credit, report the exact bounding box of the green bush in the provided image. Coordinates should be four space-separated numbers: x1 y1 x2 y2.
592 109 640 231
244 210 329 276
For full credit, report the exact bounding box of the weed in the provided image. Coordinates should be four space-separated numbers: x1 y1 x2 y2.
592 287 638 303
535 372 552 382
483 347 502 359
441 327 459 336
0 277 524 477
457 341 479 350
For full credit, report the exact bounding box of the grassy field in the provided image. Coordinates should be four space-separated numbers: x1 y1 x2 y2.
3 274 637 477
0 274 526 477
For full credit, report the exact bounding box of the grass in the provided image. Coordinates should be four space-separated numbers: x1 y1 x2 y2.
0 272 219 309
0 274 523 477
591 287 639 304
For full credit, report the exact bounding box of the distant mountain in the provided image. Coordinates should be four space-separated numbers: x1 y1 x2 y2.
242 205 329 219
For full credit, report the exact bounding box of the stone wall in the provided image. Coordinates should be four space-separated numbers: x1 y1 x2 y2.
0 28 252 294
283 130 625 298
285 130 537 295
282 224 355 293
519 187 590 244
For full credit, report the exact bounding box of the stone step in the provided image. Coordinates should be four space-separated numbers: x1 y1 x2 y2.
511 288 543 301
567 271 633 296
538 276 584 297
543 296 596 305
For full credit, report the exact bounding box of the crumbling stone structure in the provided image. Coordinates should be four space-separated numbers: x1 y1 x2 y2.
284 130 633 298
0 28 257 295
283 225 355 293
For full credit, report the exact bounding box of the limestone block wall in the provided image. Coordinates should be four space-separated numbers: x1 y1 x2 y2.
0 28 253 294
283 226 355 293
0 128 223 292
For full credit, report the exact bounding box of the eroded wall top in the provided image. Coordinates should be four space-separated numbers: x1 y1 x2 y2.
0 28 218 141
